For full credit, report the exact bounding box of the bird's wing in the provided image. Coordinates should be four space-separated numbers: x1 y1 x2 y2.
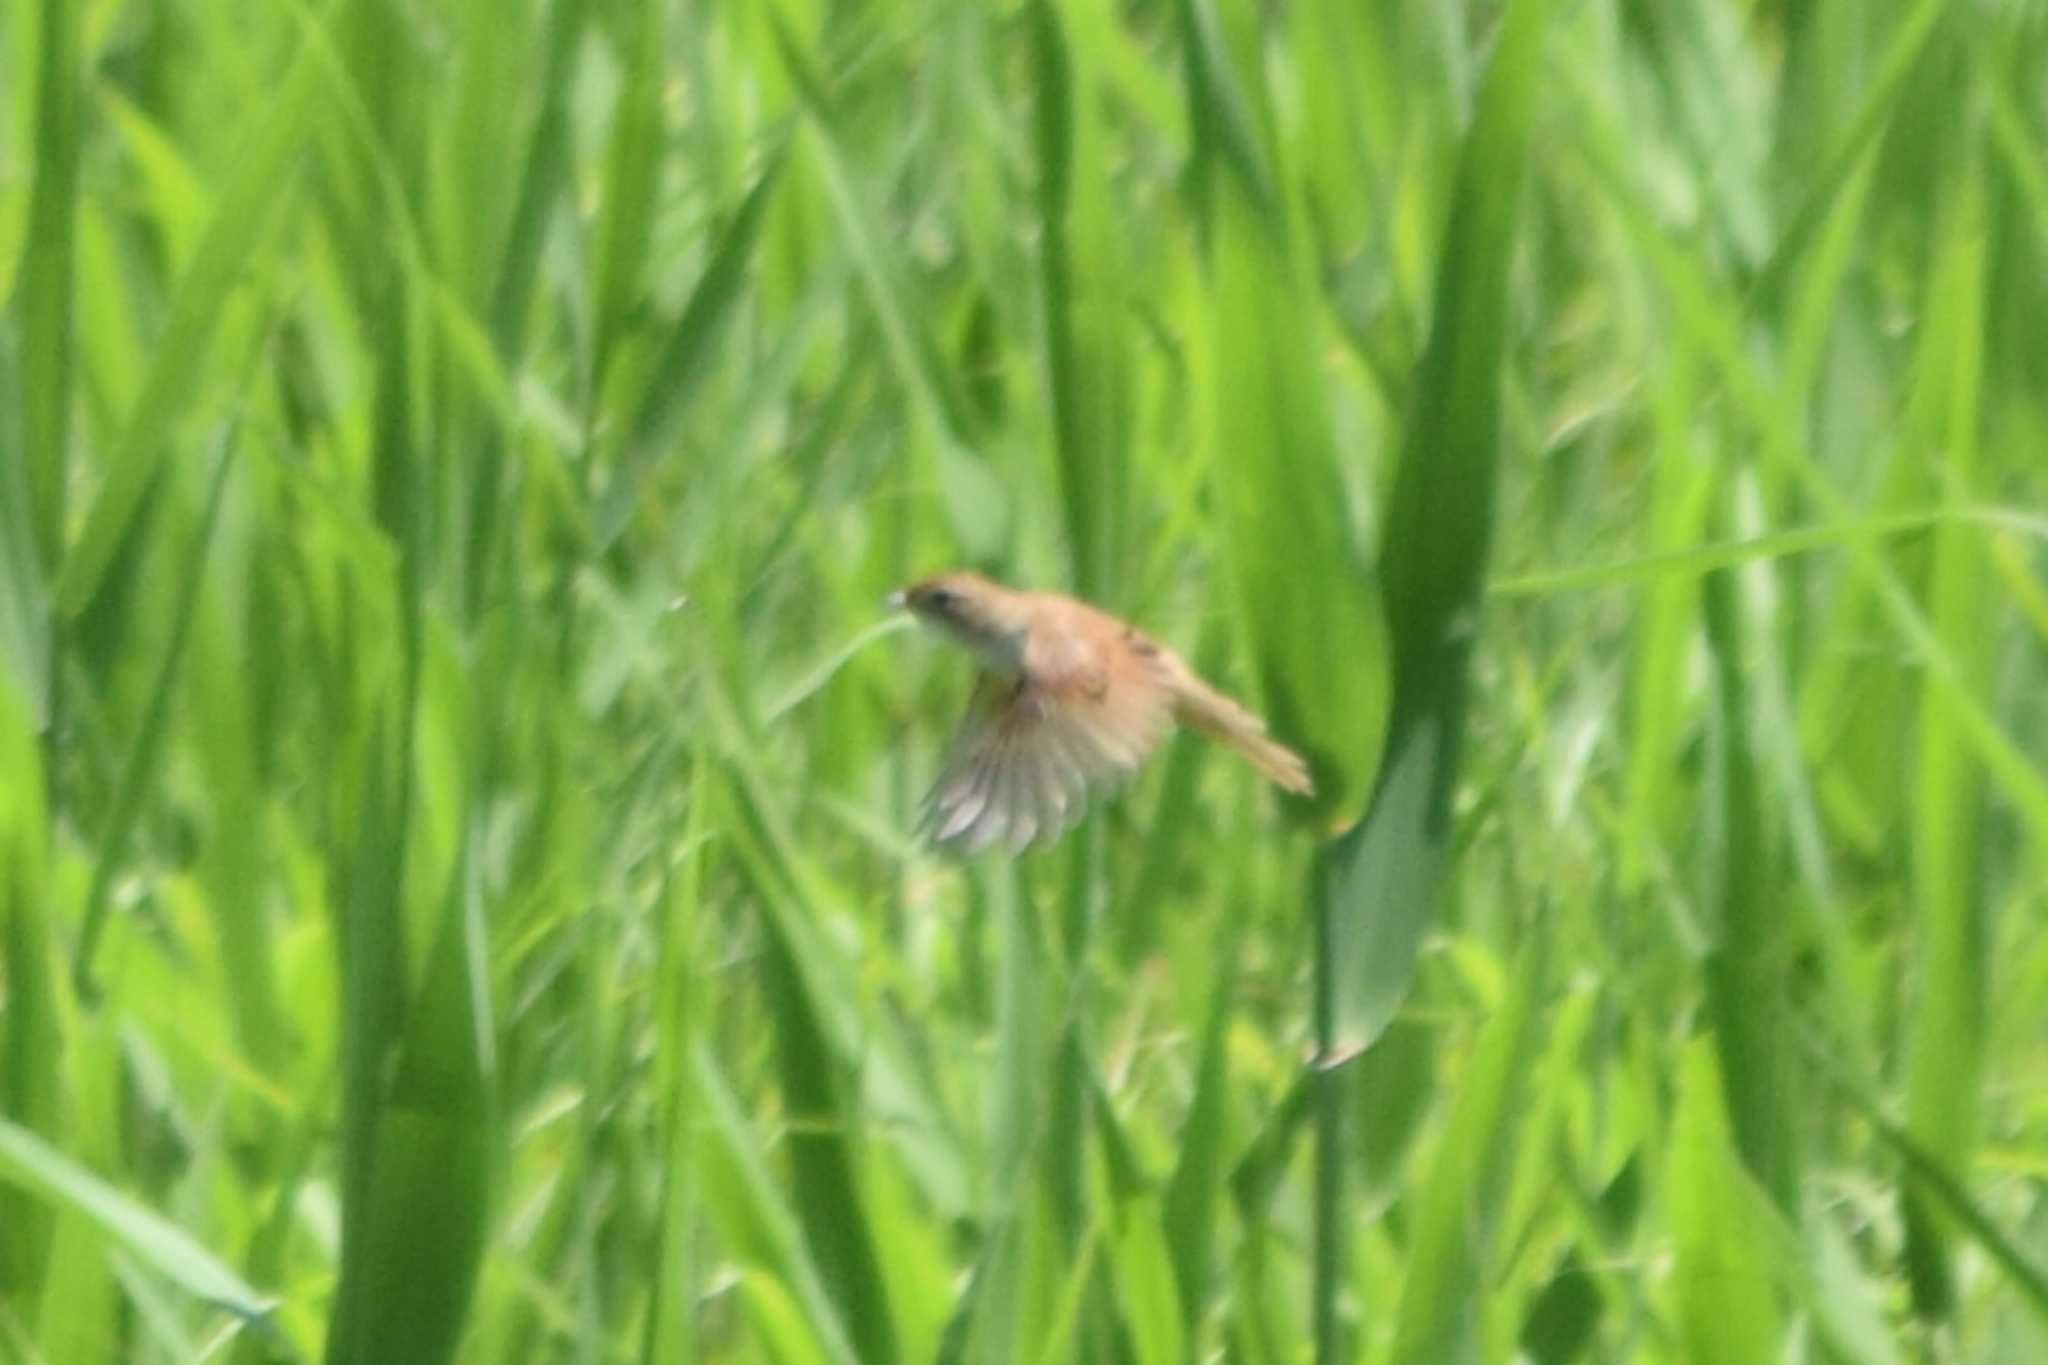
923 654 1172 854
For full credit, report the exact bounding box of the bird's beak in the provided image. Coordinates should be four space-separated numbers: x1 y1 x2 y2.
883 589 907 611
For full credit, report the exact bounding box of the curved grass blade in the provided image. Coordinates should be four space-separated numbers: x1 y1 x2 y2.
594 157 786 550
1388 935 1546 1364
1323 0 1558 1055
18 0 78 575
0 1118 275 1323
327 836 496 1365
1799 1027 2048 1325
1031 0 1131 601
0 675 56 1296
55 51 318 621
1900 150 1993 1324
1667 1042 1784 1364
1699 565 1800 1211
692 1044 863 1365
71 428 239 996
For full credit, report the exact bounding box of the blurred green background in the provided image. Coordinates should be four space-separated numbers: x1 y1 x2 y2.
4 0 2048 1360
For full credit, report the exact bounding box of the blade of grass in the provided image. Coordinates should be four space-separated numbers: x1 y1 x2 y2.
1666 1040 1783 1365
0 1118 275 1323
1031 0 1130 601
768 7 977 450
71 428 240 996
1323 0 1556 1054
692 1043 863 1365
1387 934 1546 1364
1900 145 1992 1323
594 157 785 550
55 48 319 621
1574 86 2048 849
328 833 496 1365
1318 5 1554 1353
1159 911 1238 1330
1698 563 1799 1211
0 674 56 1299
18 0 77 575
0 339 47 725
1800 1026 2048 1324
586 0 664 412
1488 506 2007 598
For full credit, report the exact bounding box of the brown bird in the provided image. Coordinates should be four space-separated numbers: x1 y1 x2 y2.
888 570 1313 853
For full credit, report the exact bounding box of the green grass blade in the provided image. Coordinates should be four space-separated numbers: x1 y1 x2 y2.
768 8 977 451
692 1043 863 1365
1802 1029 2048 1324
1324 0 1558 1053
1388 935 1546 1364
1160 915 1238 1329
71 431 239 995
329 837 495 1365
595 157 785 549
587 0 664 409
0 342 48 723
1206 180 1380 821
0 1118 275 1323
0 674 56 1298
55 51 318 621
1900 145 1993 1323
1031 0 1130 601
16 0 77 575
1667 1041 1783 1365
1698 565 1800 1212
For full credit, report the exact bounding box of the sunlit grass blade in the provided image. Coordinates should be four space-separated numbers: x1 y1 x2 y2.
693 1043 863 1365
768 8 976 451
0 345 47 720
71 431 239 995
1697 566 1800 1211
328 837 495 1365
1316 6 1553 1352
1802 1028 2048 1324
1108 1199 1183 1365
1900 146 1992 1323
1160 915 1237 1330
1032 0 1131 601
327 717 411 1363
18 0 77 576
640 763 708 1365
55 51 319 621
0 675 56 1298
1204 183 1380 817
1750 0 1944 307
1667 1041 1783 1364
1579 96 2048 850
1388 935 1546 1363
595 157 785 549
1324 0 1557 1054
0 1118 274 1325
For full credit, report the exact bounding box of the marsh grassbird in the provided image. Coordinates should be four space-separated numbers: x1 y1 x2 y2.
888 570 1314 854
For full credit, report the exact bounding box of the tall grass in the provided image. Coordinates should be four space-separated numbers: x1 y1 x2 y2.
3 1 2048 1362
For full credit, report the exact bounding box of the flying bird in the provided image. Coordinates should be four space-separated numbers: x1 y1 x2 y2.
889 571 1313 853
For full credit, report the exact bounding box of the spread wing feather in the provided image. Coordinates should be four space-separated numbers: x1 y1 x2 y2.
923 666 1171 854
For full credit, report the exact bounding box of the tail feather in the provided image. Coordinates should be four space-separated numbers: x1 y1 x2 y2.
1165 670 1315 796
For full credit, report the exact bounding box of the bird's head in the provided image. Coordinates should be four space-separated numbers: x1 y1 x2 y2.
887 571 1030 669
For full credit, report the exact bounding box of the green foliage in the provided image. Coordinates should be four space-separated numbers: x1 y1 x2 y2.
3 1 2048 1361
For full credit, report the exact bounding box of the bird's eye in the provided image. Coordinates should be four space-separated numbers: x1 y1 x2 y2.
924 587 956 611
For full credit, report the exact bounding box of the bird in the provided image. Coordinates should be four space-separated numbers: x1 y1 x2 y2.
887 570 1314 854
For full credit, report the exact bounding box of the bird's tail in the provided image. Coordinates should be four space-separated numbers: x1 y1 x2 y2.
1165 668 1315 796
